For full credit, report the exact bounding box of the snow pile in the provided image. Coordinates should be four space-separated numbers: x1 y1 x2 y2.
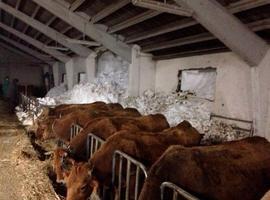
122 90 211 133
202 120 250 144
16 106 36 126
122 90 249 143
97 51 129 90
45 83 67 98
55 77 123 104
37 97 57 106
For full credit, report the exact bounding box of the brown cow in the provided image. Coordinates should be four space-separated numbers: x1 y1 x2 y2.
35 102 111 140
139 136 270 200
35 116 57 139
63 121 202 200
51 107 141 142
53 114 168 182
68 114 169 159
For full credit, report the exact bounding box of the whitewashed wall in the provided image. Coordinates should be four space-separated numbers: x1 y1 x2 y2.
73 57 86 84
155 52 252 121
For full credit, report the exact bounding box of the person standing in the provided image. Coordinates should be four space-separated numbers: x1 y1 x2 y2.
7 78 19 113
2 76 9 98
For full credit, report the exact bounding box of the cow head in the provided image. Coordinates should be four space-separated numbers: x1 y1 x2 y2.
64 162 100 200
53 148 70 183
174 120 204 146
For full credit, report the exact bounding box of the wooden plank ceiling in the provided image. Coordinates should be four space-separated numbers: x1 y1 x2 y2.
0 0 269 62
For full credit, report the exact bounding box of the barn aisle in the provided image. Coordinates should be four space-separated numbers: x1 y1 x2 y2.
0 99 59 200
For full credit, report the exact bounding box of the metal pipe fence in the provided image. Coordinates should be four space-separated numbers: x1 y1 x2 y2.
70 123 83 141
160 182 200 200
20 93 43 117
112 150 148 200
86 133 105 159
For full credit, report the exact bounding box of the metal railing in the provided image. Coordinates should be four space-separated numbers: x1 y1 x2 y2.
86 133 105 159
112 150 148 200
210 113 254 136
20 93 43 117
70 123 83 141
160 182 200 200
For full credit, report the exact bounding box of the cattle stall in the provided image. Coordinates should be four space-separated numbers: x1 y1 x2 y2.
160 182 199 200
2 0 270 199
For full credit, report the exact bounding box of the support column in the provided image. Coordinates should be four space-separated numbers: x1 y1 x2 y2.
139 52 156 95
65 59 74 90
128 45 141 96
52 62 60 86
128 45 156 96
85 52 97 82
252 49 270 140
174 0 269 66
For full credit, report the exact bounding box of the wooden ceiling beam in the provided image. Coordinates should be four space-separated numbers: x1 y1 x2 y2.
91 0 130 23
32 0 132 62
22 5 40 34
10 0 21 28
70 0 86 12
0 34 53 63
0 22 70 62
126 0 270 43
143 18 270 52
153 46 227 60
174 0 269 66
0 1 93 57
108 9 161 33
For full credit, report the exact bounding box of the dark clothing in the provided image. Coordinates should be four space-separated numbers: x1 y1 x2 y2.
2 79 9 97
7 81 19 113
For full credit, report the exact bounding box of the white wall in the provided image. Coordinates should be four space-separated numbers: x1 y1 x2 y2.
253 49 270 140
156 52 252 121
128 46 156 96
139 54 156 95
73 57 86 84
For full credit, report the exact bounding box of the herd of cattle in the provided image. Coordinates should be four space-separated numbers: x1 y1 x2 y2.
32 101 270 200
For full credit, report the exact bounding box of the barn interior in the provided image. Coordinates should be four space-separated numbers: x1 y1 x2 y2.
0 0 270 199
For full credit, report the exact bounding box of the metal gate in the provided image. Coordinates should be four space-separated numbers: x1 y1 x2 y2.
70 123 83 140
20 93 43 118
86 133 105 159
112 150 148 200
160 182 200 200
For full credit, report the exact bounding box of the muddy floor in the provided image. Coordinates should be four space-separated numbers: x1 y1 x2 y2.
0 100 59 200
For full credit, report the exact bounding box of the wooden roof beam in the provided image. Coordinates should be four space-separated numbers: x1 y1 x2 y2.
154 46 227 60
33 16 57 40
10 0 21 28
0 22 70 62
0 41 45 63
108 10 161 33
126 0 270 43
174 0 269 66
70 0 86 12
32 0 132 62
0 1 93 57
91 0 130 23
143 18 270 52
22 5 40 34
0 34 53 63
